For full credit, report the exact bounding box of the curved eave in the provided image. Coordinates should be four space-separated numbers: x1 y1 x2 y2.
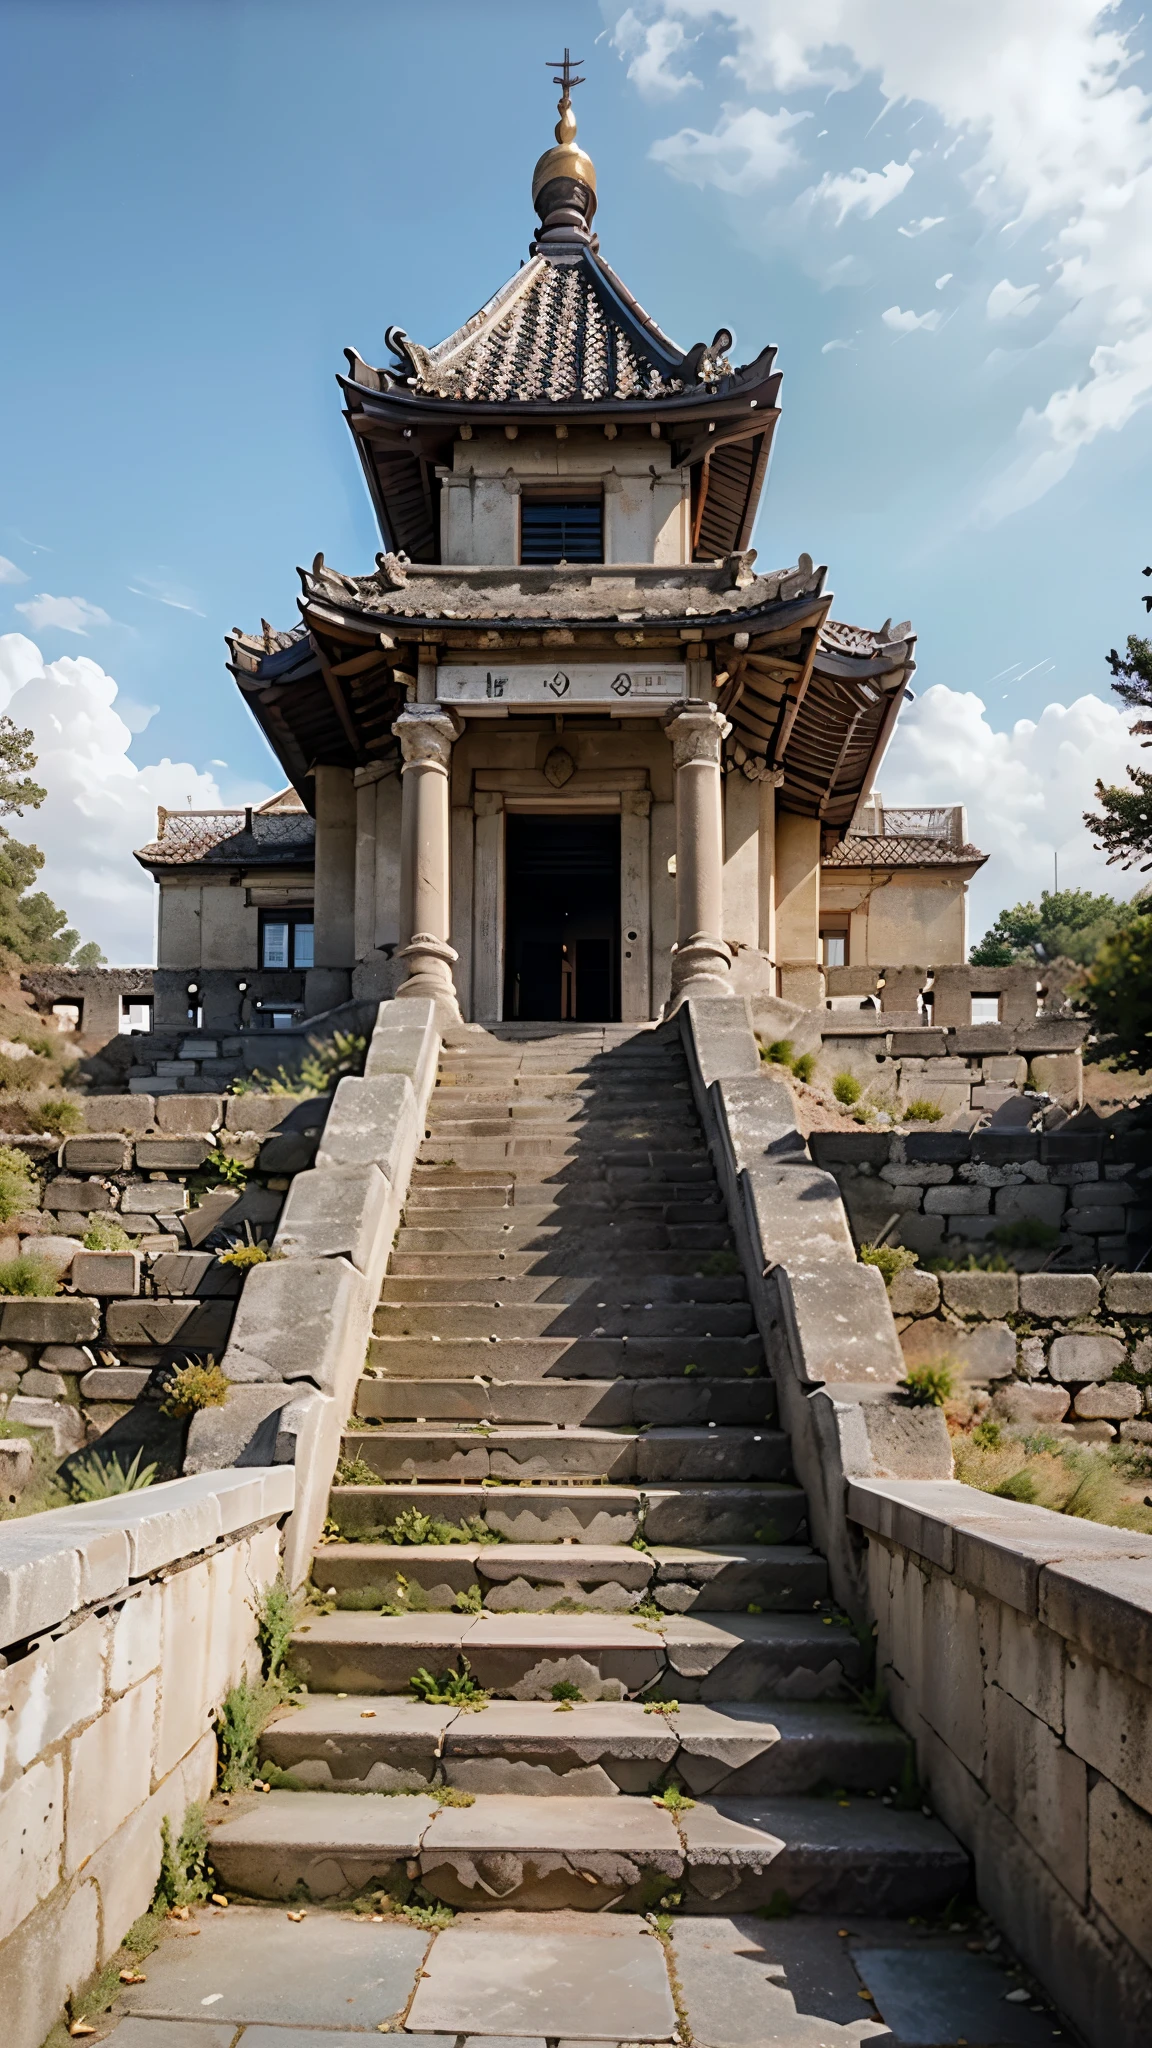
821 851 988 882
297 582 830 646
338 367 782 431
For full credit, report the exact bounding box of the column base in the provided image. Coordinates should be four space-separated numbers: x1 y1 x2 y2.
666 934 734 1013
395 935 463 1029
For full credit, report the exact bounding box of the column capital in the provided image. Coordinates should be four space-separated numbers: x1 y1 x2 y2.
663 704 731 770
392 705 462 770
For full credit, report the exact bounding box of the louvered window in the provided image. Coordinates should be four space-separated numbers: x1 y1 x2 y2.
520 497 603 564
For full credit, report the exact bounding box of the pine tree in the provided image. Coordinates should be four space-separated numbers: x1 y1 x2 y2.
0 713 104 966
1083 567 1152 871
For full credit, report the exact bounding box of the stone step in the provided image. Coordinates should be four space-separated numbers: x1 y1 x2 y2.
378 1272 749 1304
259 1696 906 1798
418 1138 711 1169
326 1479 808 1547
367 1333 762 1378
426 1108 701 1134
373 1300 755 1338
430 1080 696 1104
207 1788 965 1914
312 1540 825 1614
388 1249 739 1279
355 1377 775 1429
404 1193 726 1226
286 1608 861 1701
340 1425 791 1486
393 1223 733 1258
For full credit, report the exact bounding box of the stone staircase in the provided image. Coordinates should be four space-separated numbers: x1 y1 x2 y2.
210 1023 967 1916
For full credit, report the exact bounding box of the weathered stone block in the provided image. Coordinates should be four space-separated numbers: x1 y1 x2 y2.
150 1252 239 1298
1030 1053 1083 1106
1065 1653 1152 1815
134 1136 213 1170
0 1437 33 1496
61 1136 132 1173
155 1095 224 1135
993 1184 1066 1226
1019 1273 1101 1318
221 1255 373 1392
274 1163 391 1280
991 1382 1070 1426
903 1133 972 1163
0 1298 99 1344
1104 1273 1152 1314
1041 1132 1101 1164
1070 1179 1130 1208
183 1382 294 1471
80 1095 155 1133
1067 1207 1126 1236
985 1682 1088 1899
924 1184 990 1215
25 1235 79 1277
215 1135 260 1169
947 1025 1014 1055
120 1181 189 1215
79 1366 151 1400
5 1395 86 1454
224 1092 308 1134
971 1131 1039 1164
1089 1778 1152 1969
19 1367 69 1399
888 1268 941 1315
70 1250 142 1298
940 1271 1019 1318
891 1212 945 1255
40 1345 95 1375
900 1317 1016 1382
65 1673 157 1872
104 1298 234 1349
315 1073 419 1177
983 1601 1066 1732
1074 1382 1141 1420
1047 1334 1127 1384
983 1056 1028 1085
0 1754 65 1942
43 1178 114 1214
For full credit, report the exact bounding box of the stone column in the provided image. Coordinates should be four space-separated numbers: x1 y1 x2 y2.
471 792 505 1022
664 706 734 1010
306 763 356 1015
620 791 652 1022
392 706 463 1026
775 811 823 1008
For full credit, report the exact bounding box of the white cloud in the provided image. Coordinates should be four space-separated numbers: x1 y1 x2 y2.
0 634 273 964
898 216 945 237
650 102 810 193
987 278 1041 321
822 337 854 352
811 158 914 225
0 558 27 586
882 305 941 333
626 2 1152 508
935 273 953 289
613 9 700 96
14 594 111 636
879 682 1141 930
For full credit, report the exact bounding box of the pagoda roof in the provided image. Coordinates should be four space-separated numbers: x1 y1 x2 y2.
134 792 314 874
339 244 780 565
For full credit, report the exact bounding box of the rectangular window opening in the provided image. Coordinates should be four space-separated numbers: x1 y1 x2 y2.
260 909 315 971
820 926 849 968
971 995 1000 1024
520 496 603 565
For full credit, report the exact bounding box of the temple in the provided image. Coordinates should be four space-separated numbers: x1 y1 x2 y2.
138 67 985 1032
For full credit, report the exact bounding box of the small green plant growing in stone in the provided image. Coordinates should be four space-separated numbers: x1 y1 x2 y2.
652 1785 695 1813
30 1095 84 1138
634 1597 665 1620
903 1098 944 1123
409 1658 490 1710
901 1362 955 1408
859 1242 916 1289
791 1051 816 1084
160 1359 230 1419
972 1418 1003 1450
849 1677 891 1724
644 1699 680 1716
82 1216 134 1250
218 1239 274 1269
202 1145 249 1188
761 1038 795 1066
68 1447 158 1499
833 1071 862 1106
374 1506 503 1546
453 1583 484 1614
0 1143 37 1221
759 1888 796 1919
257 1576 298 1681
154 1803 214 1910
215 1678 275 1791
0 1251 58 1297
551 1679 584 1702
336 1452 380 1485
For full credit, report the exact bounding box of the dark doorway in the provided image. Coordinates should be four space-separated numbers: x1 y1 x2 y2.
504 813 620 1022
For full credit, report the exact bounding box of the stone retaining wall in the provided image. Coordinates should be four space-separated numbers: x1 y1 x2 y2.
80 998 380 1096
850 1475 1152 2048
886 1265 1152 1439
0 1467 293 2048
811 1127 1149 1269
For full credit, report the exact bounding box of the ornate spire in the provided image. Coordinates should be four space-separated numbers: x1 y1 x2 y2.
531 47 597 261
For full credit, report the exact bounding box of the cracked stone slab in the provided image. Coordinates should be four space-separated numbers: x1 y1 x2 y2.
117 1904 429 2022
405 1920 677 2038
852 1946 1058 2046
681 1799 969 1915
476 1542 652 1588
259 1696 455 1790
441 1698 679 1795
287 1612 470 1693
670 1914 889 2047
206 1789 439 1898
102 2027 235 2048
463 1613 666 1698
418 1792 683 1910
660 1615 862 1701
674 1703 910 1798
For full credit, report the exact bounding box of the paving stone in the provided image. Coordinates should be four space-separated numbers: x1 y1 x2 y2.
404 1918 677 2037
852 1944 1056 2044
671 1914 884 2047
103 2025 235 2048
205 1790 439 1899
119 1903 429 2023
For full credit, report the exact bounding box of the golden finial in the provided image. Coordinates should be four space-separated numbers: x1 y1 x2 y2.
533 47 597 228
550 48 583 143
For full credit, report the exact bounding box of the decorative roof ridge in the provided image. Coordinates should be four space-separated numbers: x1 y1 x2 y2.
385 256 550 389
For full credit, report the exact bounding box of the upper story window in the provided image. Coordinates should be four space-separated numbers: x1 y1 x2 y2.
520 495 603 564
260 909 314 970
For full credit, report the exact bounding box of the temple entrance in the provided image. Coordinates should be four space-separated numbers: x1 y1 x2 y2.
503 813 620 1021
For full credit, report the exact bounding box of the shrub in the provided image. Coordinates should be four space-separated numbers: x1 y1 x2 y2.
0 1252 58 1297
993 1468 1038 1503
218 1240 275 1269
82 1217 133 1250
201 1146 248 1188
901 1361 955 1407
154 1804 213 1911
833 1072 862 1106
68 1447 158 1499
903 1098 944 1123
761 1038 795 1066
30 1095 83 1138
257 1576 297 1680
859 1242 916 1289
0 1143 37 1221
160 1360 230 1419
791 1051 816 1084
216 1677 280 1791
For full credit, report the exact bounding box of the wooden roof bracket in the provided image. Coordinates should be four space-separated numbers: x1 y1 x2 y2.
309 630 367 763
770 621 823 767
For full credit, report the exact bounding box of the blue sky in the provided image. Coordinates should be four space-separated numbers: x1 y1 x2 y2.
1 0 1149 958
